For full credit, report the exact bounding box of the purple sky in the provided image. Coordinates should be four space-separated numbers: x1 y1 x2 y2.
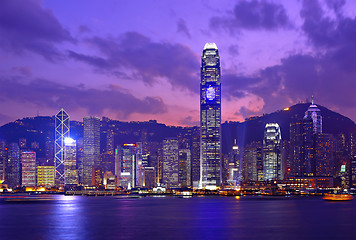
1 0 356 126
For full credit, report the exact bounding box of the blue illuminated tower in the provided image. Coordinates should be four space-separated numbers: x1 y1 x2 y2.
200 43 221 189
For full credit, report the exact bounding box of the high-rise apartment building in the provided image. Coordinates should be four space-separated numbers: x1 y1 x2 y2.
162 138 179 188
83 116 100 186
21 151 37 187
54 109 70 185
263 123 282 180
200 43 221 190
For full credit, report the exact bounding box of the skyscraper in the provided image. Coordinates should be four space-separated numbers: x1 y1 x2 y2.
21 151 37 187
64 137 78 185
263 123 282 180
200 43 221 190
116 144 136 189
37 166 55 187
54 108 70 186
243 141 262 181
304 98 322 134
6 143 21 188
83 117 101 186
178 149 191 188
162 138 179 188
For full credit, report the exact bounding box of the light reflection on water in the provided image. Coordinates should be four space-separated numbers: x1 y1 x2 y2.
0 195 355 240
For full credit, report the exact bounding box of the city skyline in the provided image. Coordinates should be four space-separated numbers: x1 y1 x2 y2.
1 0 356 127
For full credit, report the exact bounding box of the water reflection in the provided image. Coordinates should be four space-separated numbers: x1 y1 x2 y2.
0 196 356 240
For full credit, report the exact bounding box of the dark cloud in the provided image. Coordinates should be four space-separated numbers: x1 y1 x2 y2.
0 76 167 118
179 116 199 126
78 25 91 34
11 66 32 77
301 0 356 48
211 0 290 33
69 32 200 92
0 0 72 60
222 0 356 121
177 18 191 38
228 45 239 55
325 0 346 14
225 50 356 120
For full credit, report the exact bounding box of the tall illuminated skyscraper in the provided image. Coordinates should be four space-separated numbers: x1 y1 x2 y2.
64 138 78 185
116 144 136 189
83 116 100 186
263 123 282 180
200 43 221 189
55 108 70 186
304 98 322 134
162 138 179 188
6 143 21 188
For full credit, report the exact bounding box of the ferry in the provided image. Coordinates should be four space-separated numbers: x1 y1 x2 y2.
174 191 193 198
323 193 353 201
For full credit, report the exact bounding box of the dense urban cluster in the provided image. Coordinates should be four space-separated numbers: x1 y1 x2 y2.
0 43 355 194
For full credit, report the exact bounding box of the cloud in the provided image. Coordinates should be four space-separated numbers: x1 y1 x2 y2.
210 0 290 33
69 32 200 92
0 113 12 125
0 0 72 60
300 0 356 48
221 0 356 122
179 116 199 126
224 49 356 120
11 66 32 77
177 18 191 38
0 76 167 118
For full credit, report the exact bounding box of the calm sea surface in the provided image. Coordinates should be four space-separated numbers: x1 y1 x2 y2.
0 195 355 240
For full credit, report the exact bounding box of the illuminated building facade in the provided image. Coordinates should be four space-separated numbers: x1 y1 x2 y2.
135 142 143 186
243 141 262 181
142 167 155 188
162 138 179 187
263 123 282 180
37 166 55 186
200 43 221 189
304 99 322 134
64 138 78 185
54 108 70 186
190 128 200 186
178 149 191 187
116 144 136 189
315 133 335 176
0 141 5 184
21 151 37 187
6 143 21 188
229 143 242 186
83 116 100 186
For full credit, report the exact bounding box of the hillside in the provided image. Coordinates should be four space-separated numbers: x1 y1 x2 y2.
222 103 356 153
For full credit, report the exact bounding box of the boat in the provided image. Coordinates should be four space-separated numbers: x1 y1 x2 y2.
174 191 193 198
323 193 353 201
